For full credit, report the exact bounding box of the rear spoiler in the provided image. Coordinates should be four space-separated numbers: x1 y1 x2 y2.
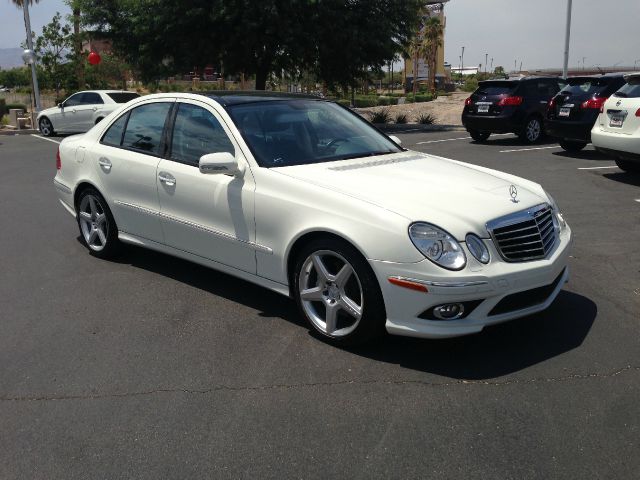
623 72 640 82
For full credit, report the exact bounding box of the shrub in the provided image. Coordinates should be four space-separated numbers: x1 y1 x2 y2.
394 113 408 124
0 98 5 116
417 113 436 125
1 115 9 127
354 96 379 108
6 103 27 112
369 108 391 124
335 99 351 108
377 96 398 106
405 93 433 103
463 78 478 92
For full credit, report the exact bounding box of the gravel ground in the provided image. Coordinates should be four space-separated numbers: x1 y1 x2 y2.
355 91 468 126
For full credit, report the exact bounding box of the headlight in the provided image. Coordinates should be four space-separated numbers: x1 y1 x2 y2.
544 190 567 230
465 233 490 264
409 223 466 270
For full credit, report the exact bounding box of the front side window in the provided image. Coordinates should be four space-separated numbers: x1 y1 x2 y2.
227 100 401 167
170 103 235 165
121 102 172 155
64 93 83 107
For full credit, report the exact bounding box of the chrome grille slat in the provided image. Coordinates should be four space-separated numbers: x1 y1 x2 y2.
486 204 558 262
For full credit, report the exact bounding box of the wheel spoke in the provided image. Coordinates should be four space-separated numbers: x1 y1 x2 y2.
95 213 106 226
88 196 98 217
79 211 92 224
300 286 323 302
96 228 107 245
88 229 98 245
325 303 338 334
334 263 353 289
340 296 362 320
312 254 333 283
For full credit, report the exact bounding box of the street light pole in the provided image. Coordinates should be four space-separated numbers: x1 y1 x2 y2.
461 46 465 74
485 53 488 75
22 1 41 112
562 0 573 78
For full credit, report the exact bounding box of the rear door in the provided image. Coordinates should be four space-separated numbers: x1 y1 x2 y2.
601 79 640 134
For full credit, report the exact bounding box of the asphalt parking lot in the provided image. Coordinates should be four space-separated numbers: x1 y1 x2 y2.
1 130 639 479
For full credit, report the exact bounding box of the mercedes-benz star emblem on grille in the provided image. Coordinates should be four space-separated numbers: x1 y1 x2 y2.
509 185 519 203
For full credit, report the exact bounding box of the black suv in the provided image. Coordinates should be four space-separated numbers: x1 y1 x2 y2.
462 76 564 143
546 73 627 152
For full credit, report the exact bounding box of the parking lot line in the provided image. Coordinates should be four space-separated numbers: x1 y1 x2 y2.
416 133 512 145
499 145 560 153
577 166 618 170
30 134 61 144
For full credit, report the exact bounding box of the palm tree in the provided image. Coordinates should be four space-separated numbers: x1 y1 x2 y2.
408 35 428 96
10 0 42 111
421 17 444 94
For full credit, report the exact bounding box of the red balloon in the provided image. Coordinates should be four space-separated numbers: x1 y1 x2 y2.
88 51 101 65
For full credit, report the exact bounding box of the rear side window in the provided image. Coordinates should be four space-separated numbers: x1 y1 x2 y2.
614 80 640 99
82 92 103 105
170 103 235 166
537 81 558 97
476 82 516 95
122 103 172 155
101 113 128 146
106 92 140 103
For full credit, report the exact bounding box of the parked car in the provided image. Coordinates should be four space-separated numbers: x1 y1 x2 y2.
546 74 627 152
53 92 571 346
37 90 140 136
592 73 640 173
462 76 564 143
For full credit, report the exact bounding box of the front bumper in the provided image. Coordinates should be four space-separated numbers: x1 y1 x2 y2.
371 224 572 339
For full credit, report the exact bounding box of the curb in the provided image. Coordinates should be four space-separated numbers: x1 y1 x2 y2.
377 124 465 133
0 129 39 136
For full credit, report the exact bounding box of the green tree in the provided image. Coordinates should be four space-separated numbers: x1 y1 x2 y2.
33 12 72 96
494 66 505 76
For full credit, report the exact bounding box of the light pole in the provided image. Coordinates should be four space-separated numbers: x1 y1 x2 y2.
21 1 41 112
490 57 493 72
635 59 640 71
485 53 488 75
562 0 573 78
582 56 586 71
461 46 465 74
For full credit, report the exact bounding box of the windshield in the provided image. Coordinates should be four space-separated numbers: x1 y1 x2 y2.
560 78 608 96
106 92 140 103
226 100 402 167
475 82 517 96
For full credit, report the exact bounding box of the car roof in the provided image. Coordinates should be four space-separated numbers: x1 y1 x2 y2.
479 76 561 85
201 91 321 106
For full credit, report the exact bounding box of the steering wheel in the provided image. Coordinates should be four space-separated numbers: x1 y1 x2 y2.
326 138 348 148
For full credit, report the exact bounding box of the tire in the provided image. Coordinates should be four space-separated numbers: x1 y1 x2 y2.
519 116 543 144
39 117 54 137
76 188 120 259
559 140 587 152
469 130 491 142
293 237 386 346
615 158 640 173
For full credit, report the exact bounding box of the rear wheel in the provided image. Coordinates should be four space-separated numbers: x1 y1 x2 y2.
39 117 54 137
293 238 386 346
615 158 640 173
559 140 587 152
469 130 491 142
519 116 543 144
76 188 120 259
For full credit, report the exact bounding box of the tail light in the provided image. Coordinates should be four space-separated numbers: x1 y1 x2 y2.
465 97 472 106
497 96 523 107
636 108 640 117
56 147 61 170
548 97 557 111
581 96 608 111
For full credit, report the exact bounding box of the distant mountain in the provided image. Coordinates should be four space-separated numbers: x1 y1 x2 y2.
0 48 24 69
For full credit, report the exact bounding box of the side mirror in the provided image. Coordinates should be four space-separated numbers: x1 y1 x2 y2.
57 103 63 108
389 135 402 146
199 152 242 176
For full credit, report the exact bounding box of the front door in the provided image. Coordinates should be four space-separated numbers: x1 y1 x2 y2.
156 100 257 274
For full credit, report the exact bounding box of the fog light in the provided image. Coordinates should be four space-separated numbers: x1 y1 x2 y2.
432 303 465 320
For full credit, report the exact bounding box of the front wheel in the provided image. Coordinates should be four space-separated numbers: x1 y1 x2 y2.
469 130 491 142
39 117 54 137
293 238 386 346
559 140 587 152
76 188 120 259
615 158 640 173
519 117 543 144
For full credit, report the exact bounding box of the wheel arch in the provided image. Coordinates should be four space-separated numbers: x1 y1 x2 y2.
73 181 104 211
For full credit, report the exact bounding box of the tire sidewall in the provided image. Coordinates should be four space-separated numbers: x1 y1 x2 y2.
293 237 386 346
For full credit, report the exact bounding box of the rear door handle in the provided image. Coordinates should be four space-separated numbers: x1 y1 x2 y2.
92 107 98 111
98 157 112 170
158 172 176 186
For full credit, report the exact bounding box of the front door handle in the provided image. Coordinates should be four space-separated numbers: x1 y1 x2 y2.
98 157 112 171
158 172 176 186
92 107 98 111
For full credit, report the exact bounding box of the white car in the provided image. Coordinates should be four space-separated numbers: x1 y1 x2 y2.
37 90 139 136
592 73 640 173
53 92 572 345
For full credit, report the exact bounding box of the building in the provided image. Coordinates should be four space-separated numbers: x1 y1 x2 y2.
405 1 449 91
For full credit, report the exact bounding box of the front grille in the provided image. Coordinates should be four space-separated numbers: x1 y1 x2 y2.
487 204 557 262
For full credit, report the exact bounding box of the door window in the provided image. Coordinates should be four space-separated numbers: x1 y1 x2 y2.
101 112 129 147
82 92 104 105
64 93 83 107
169 103 235 166
121 102 172 155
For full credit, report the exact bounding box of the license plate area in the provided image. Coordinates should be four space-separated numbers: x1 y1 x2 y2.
559 106 571 117
476 102 491 113
609 115 624 128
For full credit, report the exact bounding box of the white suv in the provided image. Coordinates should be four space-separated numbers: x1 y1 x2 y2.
592 73 640 173
37 90 139 137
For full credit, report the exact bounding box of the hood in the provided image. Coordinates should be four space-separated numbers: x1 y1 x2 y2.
274 151 548 239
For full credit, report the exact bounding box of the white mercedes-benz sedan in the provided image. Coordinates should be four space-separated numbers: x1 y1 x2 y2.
37 90 140 136
53 92 572 345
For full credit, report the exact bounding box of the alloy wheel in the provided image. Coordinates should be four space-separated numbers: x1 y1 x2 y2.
298 250 364 337
526 118 541 142
39 118 53 136
78 194 109 251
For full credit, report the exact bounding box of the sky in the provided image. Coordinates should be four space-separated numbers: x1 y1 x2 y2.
1 0 640 71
